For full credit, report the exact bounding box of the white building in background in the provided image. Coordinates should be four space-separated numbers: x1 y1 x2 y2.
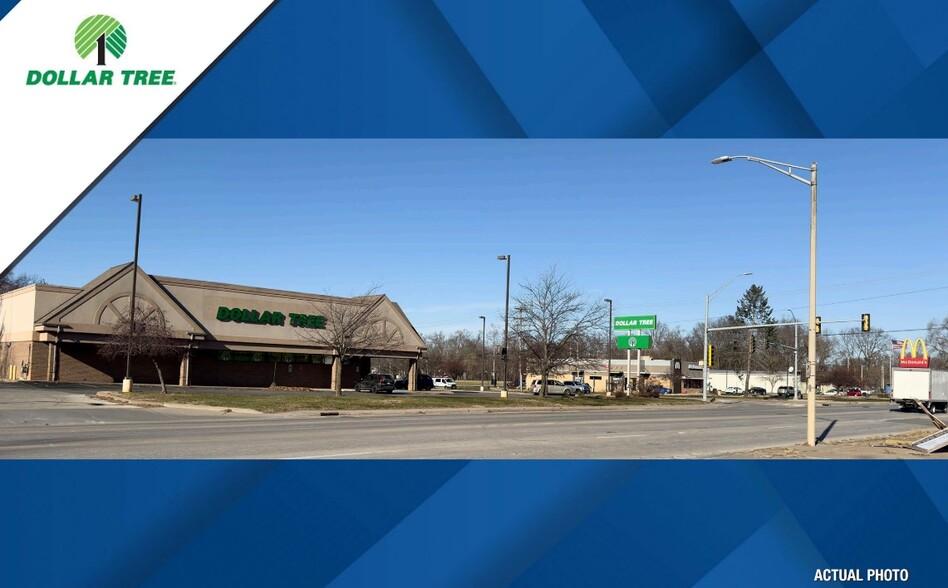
708 369 802 393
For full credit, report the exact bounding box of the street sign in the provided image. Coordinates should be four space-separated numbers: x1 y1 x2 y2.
613 315 656 330
617 335 652 349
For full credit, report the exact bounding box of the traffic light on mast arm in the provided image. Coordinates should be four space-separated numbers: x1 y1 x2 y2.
814 316 821 335
707 345 714 367
861 313 871 332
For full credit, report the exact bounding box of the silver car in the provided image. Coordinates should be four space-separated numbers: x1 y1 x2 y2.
532 379 579 396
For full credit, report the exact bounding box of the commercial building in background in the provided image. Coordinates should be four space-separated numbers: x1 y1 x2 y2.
0 263 427 388
525 357 704 393
707 369 802 394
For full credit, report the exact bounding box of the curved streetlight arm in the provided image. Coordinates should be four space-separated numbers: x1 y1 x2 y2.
709 271 752 302
713 155 813 186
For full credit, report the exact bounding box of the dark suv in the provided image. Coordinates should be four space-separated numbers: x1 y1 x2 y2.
394 374 434 391
354 373 396 394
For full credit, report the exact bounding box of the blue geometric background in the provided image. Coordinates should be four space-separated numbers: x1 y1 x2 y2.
141 0 948 138
1 461 945 586
3 1 948 584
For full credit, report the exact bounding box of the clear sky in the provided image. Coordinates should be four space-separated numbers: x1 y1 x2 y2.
15 139 948 344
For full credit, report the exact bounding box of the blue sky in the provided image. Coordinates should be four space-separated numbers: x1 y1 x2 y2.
15 139 948 342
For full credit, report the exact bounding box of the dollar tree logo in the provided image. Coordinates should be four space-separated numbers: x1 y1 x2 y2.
75 15 127 66
25 14 174 86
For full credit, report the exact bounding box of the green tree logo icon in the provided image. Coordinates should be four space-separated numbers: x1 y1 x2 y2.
75 15 126 66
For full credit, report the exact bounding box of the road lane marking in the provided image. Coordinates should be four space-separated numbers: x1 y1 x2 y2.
284 448 407 459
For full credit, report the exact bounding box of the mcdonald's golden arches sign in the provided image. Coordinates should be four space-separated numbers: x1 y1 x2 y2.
899 338 929 368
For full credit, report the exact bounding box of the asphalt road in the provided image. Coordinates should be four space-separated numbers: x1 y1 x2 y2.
0 382 934 458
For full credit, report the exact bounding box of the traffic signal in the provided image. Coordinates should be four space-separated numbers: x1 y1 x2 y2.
707 345 714 367
750 336 756 353
861 313 870 332
814 316 821 334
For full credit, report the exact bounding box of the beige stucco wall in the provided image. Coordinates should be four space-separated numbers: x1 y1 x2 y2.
1 285 78 342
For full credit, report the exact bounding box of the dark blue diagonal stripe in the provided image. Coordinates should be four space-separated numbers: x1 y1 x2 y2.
433 0 668 137
582 0 763 129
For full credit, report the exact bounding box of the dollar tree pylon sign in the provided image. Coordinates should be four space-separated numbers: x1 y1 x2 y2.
617 335 652 350
613 315 656 330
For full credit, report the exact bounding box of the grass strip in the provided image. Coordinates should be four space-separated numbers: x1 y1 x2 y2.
119 392 698 413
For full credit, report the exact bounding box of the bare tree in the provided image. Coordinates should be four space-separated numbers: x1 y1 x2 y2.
839 327 889 380
299 288 402 396
927 317 948 370
98 304 178 392
0 272 46 294
513 267 606 397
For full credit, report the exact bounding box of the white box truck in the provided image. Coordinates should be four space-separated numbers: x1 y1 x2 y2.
891 367 948 412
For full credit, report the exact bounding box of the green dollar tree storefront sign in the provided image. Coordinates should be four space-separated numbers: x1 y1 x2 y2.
216 306 325 329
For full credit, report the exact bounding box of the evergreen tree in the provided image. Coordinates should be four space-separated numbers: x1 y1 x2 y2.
734 285 776 393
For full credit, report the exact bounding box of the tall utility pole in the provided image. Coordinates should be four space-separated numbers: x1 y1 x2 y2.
123 194 142 394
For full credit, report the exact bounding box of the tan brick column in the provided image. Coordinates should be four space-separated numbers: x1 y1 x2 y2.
408 357 418 392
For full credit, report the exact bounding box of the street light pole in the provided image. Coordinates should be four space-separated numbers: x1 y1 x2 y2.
604 298 613 396
712 155 818 446
123 193 142 394
479 315 486 391
702 272 752 402
787 309 800 400
497 255 511 398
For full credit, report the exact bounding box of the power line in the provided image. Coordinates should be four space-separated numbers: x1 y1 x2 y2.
817 285 948 307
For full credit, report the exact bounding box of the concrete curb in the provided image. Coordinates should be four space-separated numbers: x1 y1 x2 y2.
94 391 261 414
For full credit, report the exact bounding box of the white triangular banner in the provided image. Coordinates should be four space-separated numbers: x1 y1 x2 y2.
0 0 275 276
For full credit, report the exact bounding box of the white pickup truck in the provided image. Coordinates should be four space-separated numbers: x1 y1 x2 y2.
891 368 948 412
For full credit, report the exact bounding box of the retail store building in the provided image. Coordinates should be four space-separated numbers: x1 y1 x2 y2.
0 264 427 389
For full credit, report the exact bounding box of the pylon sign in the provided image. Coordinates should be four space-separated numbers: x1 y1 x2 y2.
617 335 652 350
613 315 656 330
899 338 930 368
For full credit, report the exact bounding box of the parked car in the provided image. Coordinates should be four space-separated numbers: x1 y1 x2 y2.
567 380 592 394
846 387 863 397
432 377 457 390
354 373 395 394
394 373 434 391
648 385 673 395
822 388 840 396
532 379 579 396
749 387 767 396
776 386 797 398
724 386 743 395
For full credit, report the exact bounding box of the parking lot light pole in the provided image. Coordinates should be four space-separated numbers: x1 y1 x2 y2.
604 298 613 396
497 255 510 398
713 155 818 446
703 272 752 402
479 315 486 391
123 194 143 394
